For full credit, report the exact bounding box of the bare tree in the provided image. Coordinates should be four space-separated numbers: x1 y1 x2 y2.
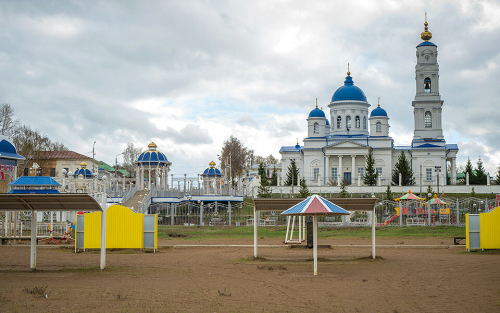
254 155 266 164
122 143 142 174
220 136 248 188
0 103 21 137
265 154 278 165
12 124 68 176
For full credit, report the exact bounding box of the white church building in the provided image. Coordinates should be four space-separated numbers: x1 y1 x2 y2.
280 18 458 188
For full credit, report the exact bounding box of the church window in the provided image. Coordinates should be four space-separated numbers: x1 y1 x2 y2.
331 167 338 181
313 122 319 133
376 121 382 133
424 77 431 93
346 116 351 129
425 111 432 128
355 116 360 128
337 116 341 129
426 168 432 181
357 167 364 179
313 168 320 180
363 116 367 129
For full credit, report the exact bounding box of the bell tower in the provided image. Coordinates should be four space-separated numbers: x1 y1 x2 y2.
412 13 445 147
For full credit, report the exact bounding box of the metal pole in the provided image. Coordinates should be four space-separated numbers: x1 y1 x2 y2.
228 201 232 226
372 208 376 259
200 202 204 226
456 199 459 225
30 210 37 272
253 207 258 258
100 192 107 270
313 215 318 276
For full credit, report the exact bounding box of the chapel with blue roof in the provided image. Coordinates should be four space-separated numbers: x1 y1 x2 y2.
279 16 459 187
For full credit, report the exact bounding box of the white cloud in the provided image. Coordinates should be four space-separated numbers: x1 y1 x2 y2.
1 1 499 177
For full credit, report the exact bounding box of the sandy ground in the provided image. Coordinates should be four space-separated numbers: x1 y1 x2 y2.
0 237 499 312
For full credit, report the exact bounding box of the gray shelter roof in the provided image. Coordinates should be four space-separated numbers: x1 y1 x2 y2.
0 194 102 212
253 198 378 212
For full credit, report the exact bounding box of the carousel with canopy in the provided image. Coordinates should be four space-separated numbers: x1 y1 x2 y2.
201 161 223 195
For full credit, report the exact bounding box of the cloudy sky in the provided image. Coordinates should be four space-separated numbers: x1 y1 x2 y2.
1 0 500 178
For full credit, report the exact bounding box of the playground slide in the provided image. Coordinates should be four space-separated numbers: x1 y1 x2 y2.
383 214 399 226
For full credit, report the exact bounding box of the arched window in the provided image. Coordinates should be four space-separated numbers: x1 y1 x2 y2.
424 77 431 93
425 111 432 128
355 116 360 128
313 122 319 133
363 116 367 129
337 116 341 129
376 121 382 133
346 116 351 129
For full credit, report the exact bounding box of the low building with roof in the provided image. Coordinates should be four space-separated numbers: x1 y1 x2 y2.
8 176 61 194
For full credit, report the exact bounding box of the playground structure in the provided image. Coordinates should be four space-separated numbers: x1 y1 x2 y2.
75 204 157 251
466 206 500 251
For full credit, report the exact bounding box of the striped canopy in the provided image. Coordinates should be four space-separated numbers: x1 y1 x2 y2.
426 195 447 205
281 195 350 216
395 190 422 201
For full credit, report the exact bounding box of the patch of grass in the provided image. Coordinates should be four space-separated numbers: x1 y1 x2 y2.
23 286 48 298
217 287 231 297
464 249 500 255
257 265 287 271
158 225 465 241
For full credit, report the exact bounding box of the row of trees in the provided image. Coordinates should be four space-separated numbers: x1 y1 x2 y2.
0 104 68 176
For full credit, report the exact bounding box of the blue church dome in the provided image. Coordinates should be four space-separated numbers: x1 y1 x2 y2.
0 136 24 159
416 41 437 48
136 142 170 166
370 105 388 117
308 107 325 118
202 161 222 177
331 75 367 102
326 119 330 126
73 162 93 178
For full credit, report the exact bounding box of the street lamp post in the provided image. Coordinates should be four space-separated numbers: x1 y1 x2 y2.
435 166 442 194
115 153 123 195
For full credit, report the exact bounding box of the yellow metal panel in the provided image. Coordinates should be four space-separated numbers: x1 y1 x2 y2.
154 214 158 250
466 213 469 250
84 211 102 249
480 207 500 249
83 205 145 249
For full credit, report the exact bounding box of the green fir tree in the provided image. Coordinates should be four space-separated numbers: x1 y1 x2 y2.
392 151 415 186
475 157 488 185
298 178 310 198
464 157 475 184
364 150 378 186
495 165 500 185
258 163 267 185
271 166 278 186
385 185 392 201
284 159 299 186
426 185 434 200
339 180 349 198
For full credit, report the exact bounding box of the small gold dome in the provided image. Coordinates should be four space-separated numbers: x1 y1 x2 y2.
421 13 432 41
148 142 157 150
80 162 87 167
209 161 216 167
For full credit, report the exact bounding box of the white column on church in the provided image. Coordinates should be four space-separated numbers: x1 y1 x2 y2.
325 155 330 182
451 158 457 185
338 156 343 183
148 165 151 191
351 155 356 185
140 166 144 190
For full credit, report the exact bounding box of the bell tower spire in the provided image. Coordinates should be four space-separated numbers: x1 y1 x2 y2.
412 13 444 147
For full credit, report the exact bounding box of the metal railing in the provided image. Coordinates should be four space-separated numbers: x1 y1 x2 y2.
121 185 138 204
139 186 158 213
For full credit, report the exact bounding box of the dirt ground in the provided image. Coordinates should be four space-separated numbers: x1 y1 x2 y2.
0 237 499 312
